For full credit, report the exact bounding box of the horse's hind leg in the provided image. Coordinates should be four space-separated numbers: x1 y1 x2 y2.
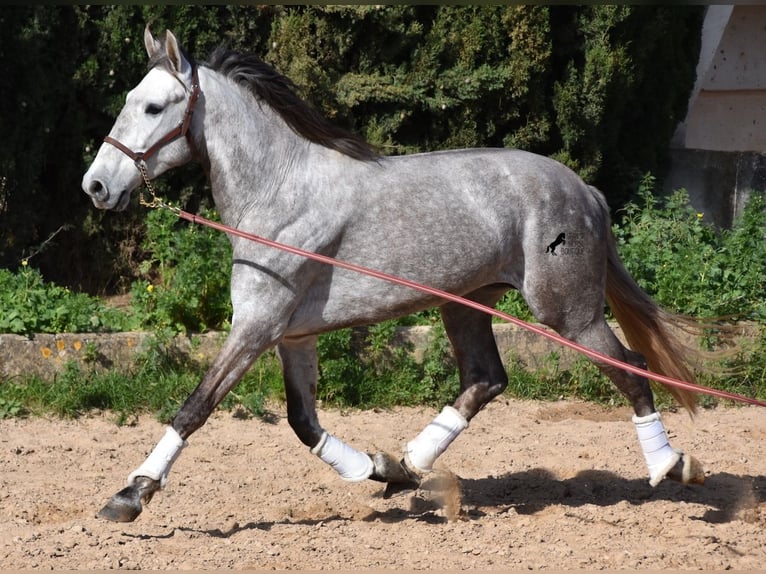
279 336 422 490
398 290 509 477
543 312 704 486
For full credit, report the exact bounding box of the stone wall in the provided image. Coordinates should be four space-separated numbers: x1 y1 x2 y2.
3 322 753 383
0 324 625 381
0 331 227 380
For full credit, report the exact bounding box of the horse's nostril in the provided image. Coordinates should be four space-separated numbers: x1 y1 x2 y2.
88 179 106 199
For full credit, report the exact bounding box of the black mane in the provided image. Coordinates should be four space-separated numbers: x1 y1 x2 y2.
204 47 378 161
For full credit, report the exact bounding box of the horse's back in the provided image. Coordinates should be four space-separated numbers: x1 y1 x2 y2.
346 147 610 271
368 147 604 225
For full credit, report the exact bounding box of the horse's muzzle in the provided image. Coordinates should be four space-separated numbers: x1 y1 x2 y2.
83 176 130 211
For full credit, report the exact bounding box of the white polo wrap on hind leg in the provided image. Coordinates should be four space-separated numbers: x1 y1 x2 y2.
632 412 681 487
127 426 188 488
311 432 374 482
404 406 468 473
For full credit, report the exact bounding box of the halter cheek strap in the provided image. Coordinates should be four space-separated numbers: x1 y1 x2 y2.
104 62 201 167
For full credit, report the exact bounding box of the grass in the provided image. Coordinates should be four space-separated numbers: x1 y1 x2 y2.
0 325 604 423
0 334 285 423
5 323 760 424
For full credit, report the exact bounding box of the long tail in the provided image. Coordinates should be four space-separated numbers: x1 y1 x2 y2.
605 239 702 413
592 188 703 414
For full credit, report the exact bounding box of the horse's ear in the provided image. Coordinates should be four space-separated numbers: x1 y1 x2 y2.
164 30 191 77
144 25 162 60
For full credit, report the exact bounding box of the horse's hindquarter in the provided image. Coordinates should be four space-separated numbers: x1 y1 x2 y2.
286 148 606 333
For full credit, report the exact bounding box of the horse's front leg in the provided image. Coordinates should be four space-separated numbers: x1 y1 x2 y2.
98 322 274 522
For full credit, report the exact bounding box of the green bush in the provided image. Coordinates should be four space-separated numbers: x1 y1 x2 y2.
1 5 703 292
316 320 459 409
0 263 133 335
614 175 766 321
130 207 233 333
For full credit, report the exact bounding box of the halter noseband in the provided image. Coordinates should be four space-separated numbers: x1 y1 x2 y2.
104 63 201 169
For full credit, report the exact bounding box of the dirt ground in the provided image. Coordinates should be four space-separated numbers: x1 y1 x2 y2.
1 398 765 570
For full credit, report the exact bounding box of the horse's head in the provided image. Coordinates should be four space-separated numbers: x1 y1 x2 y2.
82 27 200 211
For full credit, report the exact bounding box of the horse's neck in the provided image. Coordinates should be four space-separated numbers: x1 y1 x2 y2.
199 69 312 226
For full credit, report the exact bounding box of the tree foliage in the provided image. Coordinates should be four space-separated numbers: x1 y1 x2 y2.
0 5 703 294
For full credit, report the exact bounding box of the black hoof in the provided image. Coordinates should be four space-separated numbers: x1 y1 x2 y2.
370 452 421 498
98 486 143 522
97 476 160 522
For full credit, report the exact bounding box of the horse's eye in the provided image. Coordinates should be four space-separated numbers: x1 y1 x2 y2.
145 104 164 115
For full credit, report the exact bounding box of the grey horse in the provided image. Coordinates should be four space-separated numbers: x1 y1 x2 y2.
82 28 704 522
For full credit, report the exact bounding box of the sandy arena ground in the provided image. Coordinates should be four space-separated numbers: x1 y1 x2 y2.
1 398 765 570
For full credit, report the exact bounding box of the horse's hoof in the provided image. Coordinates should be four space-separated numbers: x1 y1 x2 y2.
98 485 144 522
370 451 421 498
668 453 705 485
97 476 160 522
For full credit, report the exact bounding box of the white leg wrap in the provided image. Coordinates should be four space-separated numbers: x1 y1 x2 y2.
633 412 681 487
405 406 468 473
311 432 374 482
127 426 188 488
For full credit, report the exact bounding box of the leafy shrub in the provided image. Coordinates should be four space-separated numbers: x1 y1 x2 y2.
0 263 133 335
316 320 459 409
0 397 24 419
130 207 233 333
614 175 766 321
2 5 703 294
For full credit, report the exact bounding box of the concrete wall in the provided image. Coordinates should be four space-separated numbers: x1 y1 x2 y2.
668 5 766 228
666 148 766 228
0 324 623 381
2 321 749 383
681 5 766 152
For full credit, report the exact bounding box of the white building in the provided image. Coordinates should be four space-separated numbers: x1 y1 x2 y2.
668 4 766 227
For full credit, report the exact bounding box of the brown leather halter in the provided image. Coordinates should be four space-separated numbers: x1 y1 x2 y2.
104 63 201 167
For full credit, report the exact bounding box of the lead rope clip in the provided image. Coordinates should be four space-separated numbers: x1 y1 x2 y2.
136 160 178 213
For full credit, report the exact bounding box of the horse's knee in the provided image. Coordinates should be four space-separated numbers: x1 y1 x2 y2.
455 338 508 420
492 371 509 395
